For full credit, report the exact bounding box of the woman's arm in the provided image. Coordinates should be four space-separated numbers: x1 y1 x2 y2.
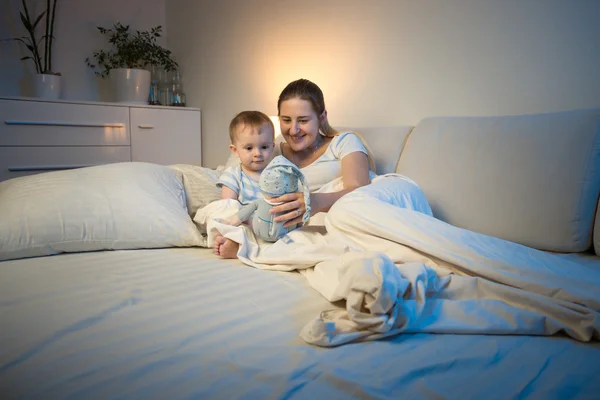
272 151 371 227
312 151 370 213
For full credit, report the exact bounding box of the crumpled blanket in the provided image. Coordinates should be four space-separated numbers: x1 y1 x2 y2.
194 175 600 347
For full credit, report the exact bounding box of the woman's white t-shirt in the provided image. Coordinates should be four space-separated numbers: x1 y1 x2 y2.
275 132 377 192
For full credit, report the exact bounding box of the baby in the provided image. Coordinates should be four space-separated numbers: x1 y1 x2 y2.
217 110 276 204
214 111 275 255
215 111 310 246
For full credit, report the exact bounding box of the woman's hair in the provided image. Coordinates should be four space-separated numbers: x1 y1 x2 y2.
277 78 376 172
229 110 274 144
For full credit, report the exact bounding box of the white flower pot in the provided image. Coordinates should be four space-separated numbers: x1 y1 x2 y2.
110 68 151 104
34 74 61 99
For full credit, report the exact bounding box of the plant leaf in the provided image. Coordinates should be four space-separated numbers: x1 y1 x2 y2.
19 11 32 31
86 23 177 75
11 37 31 46
33 11 46 29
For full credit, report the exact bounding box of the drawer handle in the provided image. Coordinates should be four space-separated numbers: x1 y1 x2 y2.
138 125 155 129
5 120 125 128
8 165 94 172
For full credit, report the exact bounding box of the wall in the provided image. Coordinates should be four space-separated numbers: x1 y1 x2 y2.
0 0 166 101
167 0 600 168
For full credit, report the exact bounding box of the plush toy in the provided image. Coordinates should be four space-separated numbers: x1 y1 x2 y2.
229 155 311 242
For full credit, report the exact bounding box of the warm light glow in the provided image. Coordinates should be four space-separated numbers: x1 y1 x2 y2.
270 115 282 138
103 124 127 142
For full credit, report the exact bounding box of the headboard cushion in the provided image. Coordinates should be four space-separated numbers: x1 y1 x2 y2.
335 126 413 175
222 126 413 176
396 108 600 253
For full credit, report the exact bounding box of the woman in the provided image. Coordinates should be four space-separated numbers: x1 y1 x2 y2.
214 78 430 258
270 78 378 225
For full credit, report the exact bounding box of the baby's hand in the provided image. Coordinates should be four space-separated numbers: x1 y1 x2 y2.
223 215 242 227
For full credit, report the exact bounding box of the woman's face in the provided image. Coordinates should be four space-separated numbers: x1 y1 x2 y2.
279 98 322 152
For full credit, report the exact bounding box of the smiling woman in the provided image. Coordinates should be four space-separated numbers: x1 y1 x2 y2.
271 78 376 224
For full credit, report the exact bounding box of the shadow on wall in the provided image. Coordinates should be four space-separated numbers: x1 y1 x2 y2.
0 1 29 96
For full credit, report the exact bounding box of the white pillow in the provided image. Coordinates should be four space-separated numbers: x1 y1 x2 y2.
169 164 222 218
0 162 204 261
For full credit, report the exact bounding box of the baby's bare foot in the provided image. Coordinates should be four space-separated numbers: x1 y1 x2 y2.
219 238 239 259
214 235 226 256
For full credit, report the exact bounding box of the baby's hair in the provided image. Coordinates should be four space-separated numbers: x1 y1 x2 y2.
229 111 274 143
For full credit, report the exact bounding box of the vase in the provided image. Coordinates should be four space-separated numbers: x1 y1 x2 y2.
34 74 62 99
110 68 151 104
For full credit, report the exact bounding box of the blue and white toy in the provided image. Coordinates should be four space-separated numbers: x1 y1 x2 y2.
235 155 311 242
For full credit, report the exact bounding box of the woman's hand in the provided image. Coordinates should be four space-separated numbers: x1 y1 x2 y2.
270 192 310 228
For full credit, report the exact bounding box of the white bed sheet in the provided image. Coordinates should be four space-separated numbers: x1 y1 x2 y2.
552 251 600 269
1 248 600 399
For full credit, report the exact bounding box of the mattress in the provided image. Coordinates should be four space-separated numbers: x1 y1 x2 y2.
1 248 600 399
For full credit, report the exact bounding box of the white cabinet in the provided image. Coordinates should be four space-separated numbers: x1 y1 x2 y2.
0 97 202 182
0 146 131 182
131 107 202 165
0 99 129 146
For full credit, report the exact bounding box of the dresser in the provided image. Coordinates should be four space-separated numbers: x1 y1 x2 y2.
0 97 202 182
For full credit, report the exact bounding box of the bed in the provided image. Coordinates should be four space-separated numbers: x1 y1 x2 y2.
1 109 600 399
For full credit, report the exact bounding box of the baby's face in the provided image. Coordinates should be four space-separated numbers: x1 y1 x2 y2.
231 123 275 173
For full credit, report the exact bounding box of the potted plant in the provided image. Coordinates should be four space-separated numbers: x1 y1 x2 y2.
86 22 178 104
7 0 61 99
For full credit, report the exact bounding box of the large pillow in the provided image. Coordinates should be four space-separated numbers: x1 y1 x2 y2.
0 162 204 262
396 108 600 253
335 126 413 175
168 164 221 218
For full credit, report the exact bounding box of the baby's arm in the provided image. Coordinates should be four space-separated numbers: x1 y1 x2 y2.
221 185 238 200
217 166 241 200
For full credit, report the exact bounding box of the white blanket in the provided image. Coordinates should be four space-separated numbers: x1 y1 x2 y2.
194 176 600 347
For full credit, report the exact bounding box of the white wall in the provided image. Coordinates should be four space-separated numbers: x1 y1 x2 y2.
167 0 600 168
0 0 166 101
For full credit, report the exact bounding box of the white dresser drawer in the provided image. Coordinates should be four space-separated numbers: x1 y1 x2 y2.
0 146 131 182
131 107 201 165
0 99 130 146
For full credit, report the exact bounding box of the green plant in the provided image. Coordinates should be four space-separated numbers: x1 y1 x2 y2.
7 0 60 74
85 22 178 77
